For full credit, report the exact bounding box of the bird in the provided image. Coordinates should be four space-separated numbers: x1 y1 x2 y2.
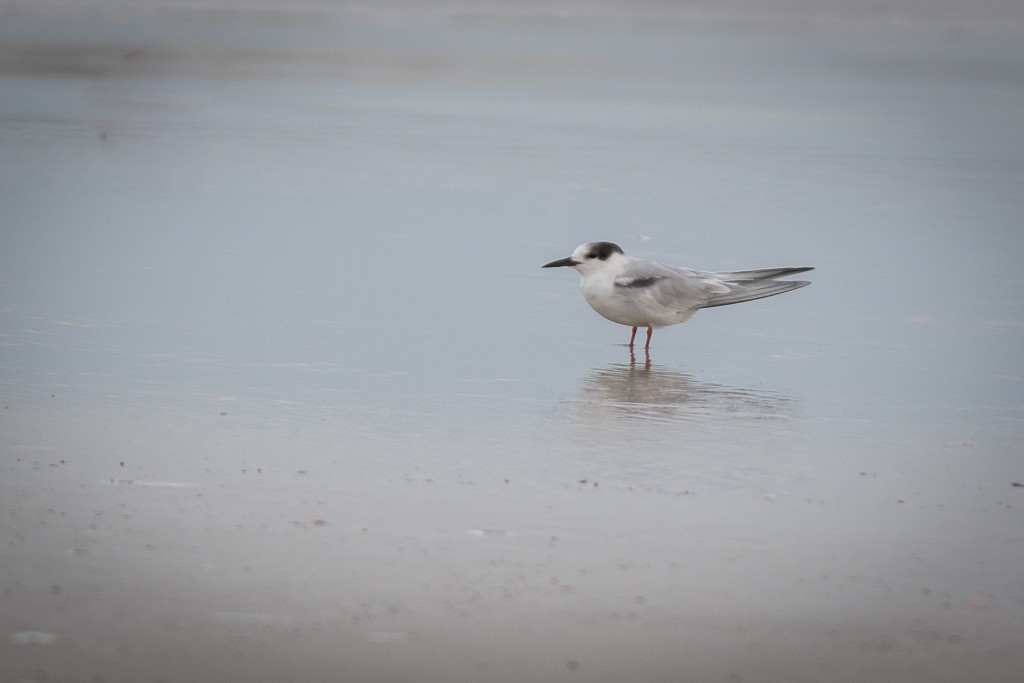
542 241 813 349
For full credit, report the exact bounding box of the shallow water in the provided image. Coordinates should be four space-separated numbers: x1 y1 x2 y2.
2 2 1023 681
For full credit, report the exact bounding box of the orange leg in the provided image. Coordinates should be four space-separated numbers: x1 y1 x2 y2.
628 326 638 347
644 325 653 350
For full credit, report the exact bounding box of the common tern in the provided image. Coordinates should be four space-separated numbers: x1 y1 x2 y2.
543 241 813 349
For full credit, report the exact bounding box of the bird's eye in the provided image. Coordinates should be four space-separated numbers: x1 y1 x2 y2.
586 252 596 259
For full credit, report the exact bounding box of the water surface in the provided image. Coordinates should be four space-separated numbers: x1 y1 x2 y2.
2 2 1023 681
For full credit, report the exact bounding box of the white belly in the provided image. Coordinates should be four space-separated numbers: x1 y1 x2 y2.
580 277 696 328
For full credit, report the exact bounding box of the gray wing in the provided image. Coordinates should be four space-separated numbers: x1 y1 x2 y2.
700 267 814 308
713 267 814 281
615 260 814 310
614 259 729 310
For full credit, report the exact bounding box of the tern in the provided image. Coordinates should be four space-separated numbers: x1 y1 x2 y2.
543 241 813 349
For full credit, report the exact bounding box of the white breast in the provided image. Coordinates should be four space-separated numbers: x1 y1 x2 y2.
580 273 696 328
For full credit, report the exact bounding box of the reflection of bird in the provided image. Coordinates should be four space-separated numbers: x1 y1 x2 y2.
577 360 792 424
543 241 813 349
572 362 798 492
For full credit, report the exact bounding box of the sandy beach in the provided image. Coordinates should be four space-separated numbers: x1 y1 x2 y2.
2 1 1023 681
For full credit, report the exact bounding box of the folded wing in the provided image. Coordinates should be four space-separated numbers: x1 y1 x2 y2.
700 267 814 309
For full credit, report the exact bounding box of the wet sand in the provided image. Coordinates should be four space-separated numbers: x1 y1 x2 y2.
2 2 1023 681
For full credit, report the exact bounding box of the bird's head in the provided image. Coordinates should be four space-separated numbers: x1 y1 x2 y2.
542 241 624 275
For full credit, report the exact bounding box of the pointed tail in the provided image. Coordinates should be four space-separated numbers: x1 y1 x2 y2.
700 267 814 309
